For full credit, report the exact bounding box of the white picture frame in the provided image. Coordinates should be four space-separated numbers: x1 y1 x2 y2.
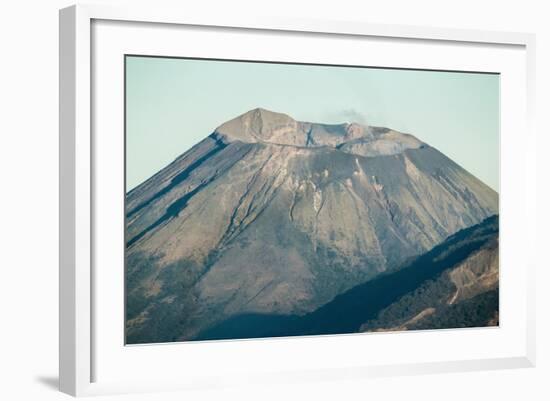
59 4 536 397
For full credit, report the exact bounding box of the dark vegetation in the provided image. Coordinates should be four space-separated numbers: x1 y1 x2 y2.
407 288 499 330
361 273 457 330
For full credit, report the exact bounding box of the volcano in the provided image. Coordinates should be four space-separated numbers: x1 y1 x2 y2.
125 108 498 344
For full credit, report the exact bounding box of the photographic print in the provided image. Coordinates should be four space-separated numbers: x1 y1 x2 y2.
124 56 499 344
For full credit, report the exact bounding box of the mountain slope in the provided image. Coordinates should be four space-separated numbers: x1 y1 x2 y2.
125 108 498 343
196 215 499 340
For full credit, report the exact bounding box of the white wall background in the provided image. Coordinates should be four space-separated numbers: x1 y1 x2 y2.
0 0 547 400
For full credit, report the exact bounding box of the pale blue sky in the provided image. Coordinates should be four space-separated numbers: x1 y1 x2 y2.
126 56 499 191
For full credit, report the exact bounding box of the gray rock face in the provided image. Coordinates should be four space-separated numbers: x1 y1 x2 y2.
125 108 498 343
